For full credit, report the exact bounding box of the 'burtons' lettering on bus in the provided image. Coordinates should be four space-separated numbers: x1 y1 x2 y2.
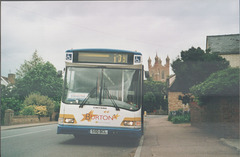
81 110 120 122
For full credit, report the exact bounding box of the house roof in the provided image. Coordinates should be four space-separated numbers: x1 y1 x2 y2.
167 74 185 92
1 76 10 86
169 78 183 92
168 74 176 87
206 34 239 55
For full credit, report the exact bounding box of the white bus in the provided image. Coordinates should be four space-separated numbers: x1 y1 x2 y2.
57 48 144 138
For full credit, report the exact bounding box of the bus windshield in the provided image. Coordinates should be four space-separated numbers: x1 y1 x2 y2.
62 67 141 111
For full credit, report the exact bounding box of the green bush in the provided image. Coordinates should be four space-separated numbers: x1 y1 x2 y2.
168 109 191 124
190 68 239 105
23 93 55 116
190 68 239 97
1 97 24 124
54 102 60 121
171 114 190 124
35 106 48 116
168 114 173 121
20 105 36 115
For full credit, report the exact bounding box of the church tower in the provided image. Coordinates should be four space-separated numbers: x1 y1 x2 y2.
148 54 170 82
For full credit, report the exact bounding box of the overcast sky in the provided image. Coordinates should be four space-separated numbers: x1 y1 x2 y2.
1 0 239 77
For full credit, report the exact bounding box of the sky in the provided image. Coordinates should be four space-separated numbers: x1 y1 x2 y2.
1 0 239 77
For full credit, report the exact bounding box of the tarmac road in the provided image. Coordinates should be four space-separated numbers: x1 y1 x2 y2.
1 116 239 157
1 124 139 157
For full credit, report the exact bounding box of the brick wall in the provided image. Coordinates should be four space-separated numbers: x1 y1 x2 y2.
168 92 190 113
190 97 239 138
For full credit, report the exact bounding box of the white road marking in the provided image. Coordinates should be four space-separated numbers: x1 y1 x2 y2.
1 129 52 140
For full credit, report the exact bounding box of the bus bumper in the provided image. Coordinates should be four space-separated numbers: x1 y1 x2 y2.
57 124 142 138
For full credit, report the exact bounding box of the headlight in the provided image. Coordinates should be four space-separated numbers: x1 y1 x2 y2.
59 114 76 124
123 121 134 126
64 118 75 123
122 121 141 126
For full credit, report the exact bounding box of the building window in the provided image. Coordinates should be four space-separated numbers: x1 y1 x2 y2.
162 71 165 79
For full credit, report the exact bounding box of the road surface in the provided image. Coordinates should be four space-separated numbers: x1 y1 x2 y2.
1 124 139 157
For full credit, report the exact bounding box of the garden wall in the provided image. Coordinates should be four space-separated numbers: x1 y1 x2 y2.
190 96 239 138
4 109 52 126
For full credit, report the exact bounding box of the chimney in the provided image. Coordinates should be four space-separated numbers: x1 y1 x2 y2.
8 73 15 84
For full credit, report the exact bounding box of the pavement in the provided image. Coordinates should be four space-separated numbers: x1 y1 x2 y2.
135 115 240 157
1 117 239 157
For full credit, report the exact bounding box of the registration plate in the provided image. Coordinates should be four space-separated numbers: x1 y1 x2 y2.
90 129 108 135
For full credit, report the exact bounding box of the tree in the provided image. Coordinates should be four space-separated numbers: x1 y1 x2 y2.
16 50 44 78
1 85 24 124
143 80 168 112
171 47 229 93
143 92 156 112
15 61 63 101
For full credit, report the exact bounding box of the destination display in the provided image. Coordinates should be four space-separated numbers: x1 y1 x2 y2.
74 52 133 64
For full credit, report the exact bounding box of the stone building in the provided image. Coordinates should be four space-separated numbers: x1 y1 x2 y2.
167 74 190 113
148 54 170 82
206 34 240 67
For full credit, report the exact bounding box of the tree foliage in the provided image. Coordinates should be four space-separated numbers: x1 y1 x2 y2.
190 68 239 105
171 47 229 93
16 50 44 78
15 61 63 101
143 80 168 112
143 92 156 112
1 85 24 124
1 51 63 123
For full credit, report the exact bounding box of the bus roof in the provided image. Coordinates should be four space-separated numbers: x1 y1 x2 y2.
66 48 142 55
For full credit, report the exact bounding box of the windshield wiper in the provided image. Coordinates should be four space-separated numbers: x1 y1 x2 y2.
104 87 120 111
79 87 97 108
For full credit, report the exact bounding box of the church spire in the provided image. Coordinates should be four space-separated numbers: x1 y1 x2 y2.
148 57 152 69
155 53 159 63
166 55 170 66
159 57 162 65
